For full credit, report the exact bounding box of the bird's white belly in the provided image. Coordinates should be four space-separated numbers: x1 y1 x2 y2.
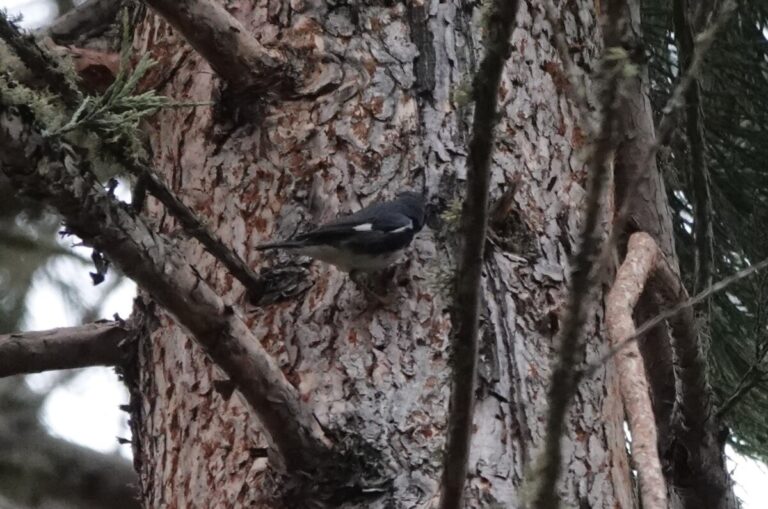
297 245 403 272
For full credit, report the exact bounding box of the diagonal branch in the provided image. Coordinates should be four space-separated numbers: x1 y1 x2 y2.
438 1 520 508
0 321 127 377
142 0 297 95
606 233 667 509
0 14 82 106
0 101 330 473
0 14 278 304
43 0 121 44
604 0 736 260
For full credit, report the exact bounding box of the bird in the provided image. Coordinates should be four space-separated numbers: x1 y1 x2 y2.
256 191 427 273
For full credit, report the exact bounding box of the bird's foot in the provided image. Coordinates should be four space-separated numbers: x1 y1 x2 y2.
349 269 396 307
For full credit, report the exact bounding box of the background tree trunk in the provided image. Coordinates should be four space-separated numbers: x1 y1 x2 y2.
128 1 635 506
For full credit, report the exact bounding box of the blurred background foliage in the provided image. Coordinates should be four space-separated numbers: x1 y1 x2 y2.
644 0 768 462
1 3 136 508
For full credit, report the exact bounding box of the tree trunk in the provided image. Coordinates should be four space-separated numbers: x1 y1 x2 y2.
128 1 635 506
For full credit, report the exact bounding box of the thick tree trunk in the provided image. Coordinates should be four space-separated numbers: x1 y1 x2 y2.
129 1 634 507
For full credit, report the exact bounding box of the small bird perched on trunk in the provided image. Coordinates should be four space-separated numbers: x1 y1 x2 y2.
256 191 426 273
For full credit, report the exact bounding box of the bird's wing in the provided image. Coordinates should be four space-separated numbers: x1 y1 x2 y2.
295 210 415 247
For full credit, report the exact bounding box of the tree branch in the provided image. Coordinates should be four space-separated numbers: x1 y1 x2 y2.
0 424 139 509
43 0 120 45
606 233 666 509
0 322 127 377
656 0 736 146
142 0 296 95
0 15 281 305
0 102 330 473
580 233 759 507
592 0 736 276
0 227 90 262
438 1 520 508
643 248 733 508
0 14 81 104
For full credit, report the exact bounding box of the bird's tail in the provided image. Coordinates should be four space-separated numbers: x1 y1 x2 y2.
255 240 305 251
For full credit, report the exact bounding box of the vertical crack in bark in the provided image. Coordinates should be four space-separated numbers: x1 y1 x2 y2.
438 2 520 508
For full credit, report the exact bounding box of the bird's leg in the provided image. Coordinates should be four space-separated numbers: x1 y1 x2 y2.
349 270 393 306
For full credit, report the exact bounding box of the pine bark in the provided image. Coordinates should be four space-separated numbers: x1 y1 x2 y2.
129 1 634 507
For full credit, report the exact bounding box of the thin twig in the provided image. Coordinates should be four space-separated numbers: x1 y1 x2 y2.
716 362 766 419
438 2 520 507
601 0 736 264
656 0 737 145
0 227 90 262
673 0 714 295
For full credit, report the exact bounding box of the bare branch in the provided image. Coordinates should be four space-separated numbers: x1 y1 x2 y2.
120 158 276 303
142 0 296 94
0 227 90 262
716 361 767 419
438 1 520 507
0 102 330 473
606 233 666 509
602 0 736 264
0 321 127 377
0 420 139 509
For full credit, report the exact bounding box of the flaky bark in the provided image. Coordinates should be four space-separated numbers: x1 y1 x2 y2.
439 2 519 506
124 0 634 507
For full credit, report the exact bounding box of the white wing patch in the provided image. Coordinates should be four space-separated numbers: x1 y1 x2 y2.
353 223 374 231
390 219 413 234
